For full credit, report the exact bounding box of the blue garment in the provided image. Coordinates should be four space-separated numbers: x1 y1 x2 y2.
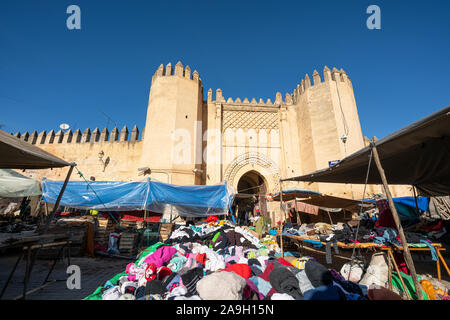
303 285 345 300
374 227 400 245
420 240 438 261
303 240 324 248
249 276 272 296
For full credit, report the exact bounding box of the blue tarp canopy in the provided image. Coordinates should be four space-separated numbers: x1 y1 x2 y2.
366 196 430 220
42 179 235 217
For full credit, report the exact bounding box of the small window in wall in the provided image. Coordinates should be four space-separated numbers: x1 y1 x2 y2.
185 115 188 119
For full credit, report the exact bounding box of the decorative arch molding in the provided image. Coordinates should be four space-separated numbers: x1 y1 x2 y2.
224 152 281 193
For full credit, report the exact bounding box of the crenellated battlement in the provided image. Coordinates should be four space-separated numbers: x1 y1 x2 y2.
152 61 201 83
11 125 143 145
292 66 353 103
207 66 352 107
208 88 276 106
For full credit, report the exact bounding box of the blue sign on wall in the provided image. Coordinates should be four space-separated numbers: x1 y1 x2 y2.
328 160 340 167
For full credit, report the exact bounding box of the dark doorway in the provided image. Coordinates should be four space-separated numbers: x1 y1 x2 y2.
233 171 268 225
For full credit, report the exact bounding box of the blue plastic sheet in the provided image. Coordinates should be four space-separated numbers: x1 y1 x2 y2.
42 179 235 217
366 196 430 218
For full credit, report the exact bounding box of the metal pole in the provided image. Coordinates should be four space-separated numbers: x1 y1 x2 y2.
40 163 76 235
371 142 423 300
279 180 284 257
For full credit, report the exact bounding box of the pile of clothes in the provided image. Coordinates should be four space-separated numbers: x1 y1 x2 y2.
84 220 381 300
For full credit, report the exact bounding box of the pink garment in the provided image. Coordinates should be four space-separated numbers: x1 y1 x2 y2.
234 246 244 258
243 278 265 300
225 256 239 264
186 252 198 260
144 246 177 268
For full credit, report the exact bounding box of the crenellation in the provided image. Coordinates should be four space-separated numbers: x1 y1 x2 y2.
73 129 82 143
250 98 257 105
130 125 139 141
100 128 109 142
120 125 129 141
91 128 100 143
243 98 249 104
29 131 38 144
184 65 191 79
37 130 46 144
174 61 183 77
165 63 172 76
45 130 55 144
304 74 311 89
21 131 29 142
340 69 348 83
227 97 234 104
331 67 340 82
62 129 73 143
14 132 21 139
285 93 293 105
323 66 332 82
192 70 200 82
207 88 213 102
275 92 282 104
81 128 91 143
312 70 321 85
156 64 164 77
216 89 223 102
110 127 119 141
54 130 64 144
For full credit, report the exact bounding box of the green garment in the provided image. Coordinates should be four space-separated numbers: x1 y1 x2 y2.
83 242 168 300
83 271 128 300
391 271 429 300
255 217 265 237
135 242 169 266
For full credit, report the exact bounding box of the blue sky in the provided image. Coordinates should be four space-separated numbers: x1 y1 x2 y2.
1 0 449 140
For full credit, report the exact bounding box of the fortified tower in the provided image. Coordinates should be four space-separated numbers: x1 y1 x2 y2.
140 62 204 185
292 66 366 197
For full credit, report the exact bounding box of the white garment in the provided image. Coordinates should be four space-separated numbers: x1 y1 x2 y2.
271 293 295 300
340 262 364 283
359 253 388 287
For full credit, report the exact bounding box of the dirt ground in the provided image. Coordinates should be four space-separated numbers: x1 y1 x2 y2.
0 252 131 300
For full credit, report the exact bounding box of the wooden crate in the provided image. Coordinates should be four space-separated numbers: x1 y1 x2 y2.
158 223 174 241
94 217 115 246
119 232 138 256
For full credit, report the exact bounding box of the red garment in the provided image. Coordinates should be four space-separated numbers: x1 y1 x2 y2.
266 287 278 298
206 216 219 223
196 253 207 265
121 210 162 223
224 263 252 279
258 262 275 282
375 205 397 230
277 257 292 267
393 251 410 275
420 220 443 231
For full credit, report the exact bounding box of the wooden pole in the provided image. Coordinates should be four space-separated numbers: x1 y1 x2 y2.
41 163 76 235
371 142 423 300
279 180 284 257
387 249 411 300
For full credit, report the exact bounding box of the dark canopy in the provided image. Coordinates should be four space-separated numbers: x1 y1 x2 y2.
0 129 70 169
282 106 450 197
299 195 371 212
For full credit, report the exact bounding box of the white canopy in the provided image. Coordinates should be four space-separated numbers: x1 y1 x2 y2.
0 169 42 198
